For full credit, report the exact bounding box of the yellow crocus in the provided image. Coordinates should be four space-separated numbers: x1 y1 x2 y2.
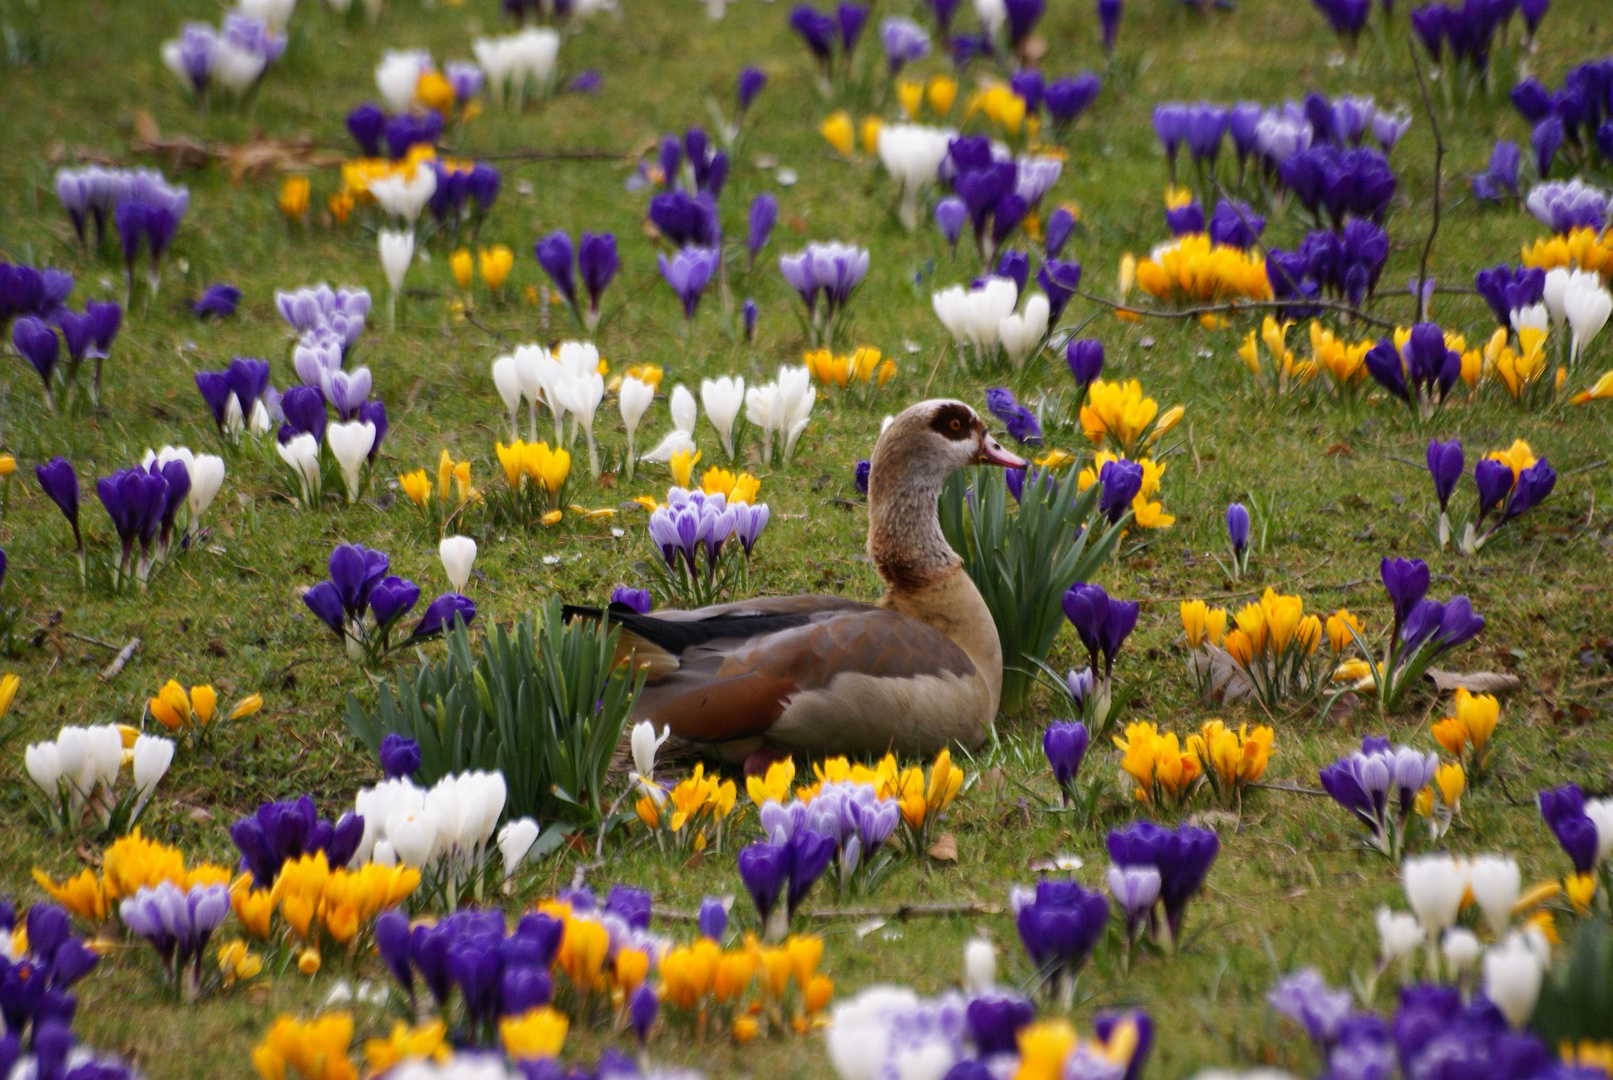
1326 609 1363 653
659 939 721 1008
0 673 19 719
1571 370 1613 404
895 78 923 119
701 467 761 504
232 880 276 939
450 249 473 290
1565 872 1598 914
0 454 15 475
1435 761 1465 811
277 176 310 222
187 684 218 726
1454 688 1499 753
669 447 700 489
1486 439 1538 480
859 116 883 155
399 469 432 507
480 245 514 291
557 916 609 990
820 111 854 156
31 868 108 922
363 1020 448 1074
804 973 834 1016
251 1013 357 1080
713 950 755 1003
328 191 354 225
615 946 650 992
415 70 456 114
926 74 958 116
148 680 192 730
1015 1020 1077 1080
500 1007 569 1060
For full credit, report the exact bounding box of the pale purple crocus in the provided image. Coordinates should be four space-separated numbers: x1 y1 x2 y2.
658 246 719 322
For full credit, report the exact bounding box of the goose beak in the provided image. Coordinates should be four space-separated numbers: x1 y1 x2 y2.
977 434 1027 468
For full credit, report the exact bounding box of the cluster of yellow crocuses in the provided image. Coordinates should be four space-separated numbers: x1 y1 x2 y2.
635 762 738 853
1432 688 1501 778
1521 227 1613 277
1133 233 1273 307
401 447 479 512
450 245 515 295
147 679 262 738
1112 719 1274 808
803 346 898 393
1180 592 1365 705
1236 319 1376 395
493 440 572 516
34 828 231 923
1078 378 1183 458
236 851 419 974
657 931 833 1042
894 74 959 121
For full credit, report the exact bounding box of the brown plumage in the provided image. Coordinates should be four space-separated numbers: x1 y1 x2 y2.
593 399 1025 765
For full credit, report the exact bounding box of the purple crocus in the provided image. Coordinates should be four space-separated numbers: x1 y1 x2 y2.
379 734 422 780
12 316 59 402
630 983 658 1046
1045 206 1076 258
1045 74 1102 130
1539 784 1599 873
880 16 931 72
935 196 969 253
1105 820 1219 941
854 459 871 496
609 585 653 614
1473 457 1515 521
737 67 767 114
37 457 83 562
1106 865 1160 942
192 283 241 319
1066 338 1103 393
698 897 727 941
837 2 870 52
1098 459 1143 524
1226 502 1250 556
1379 556 1429 625
578 232 618 327
985 388 1042 445
790 5 839 64
534 231 577 312
658 246 719 321
737 840 790 926
1038 259 1082 326
1097 0 1121 50
1269 969 1355 1051
1426 439 1462 513
1015 879 1109 980
744 298 758 342
347 105 387 157
1042 721 1089 803
1062 582 1138 677
967 992 1036 1056
748 194 778 267
407 593 476 641
1532 116 1564 179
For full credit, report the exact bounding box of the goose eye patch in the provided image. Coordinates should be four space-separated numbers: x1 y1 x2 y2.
930 403 976 440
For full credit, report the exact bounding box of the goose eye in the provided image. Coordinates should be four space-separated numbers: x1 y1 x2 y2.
948 418 961 432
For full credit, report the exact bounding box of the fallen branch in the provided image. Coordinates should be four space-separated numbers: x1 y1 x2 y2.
1076 290 1399 331
462 310 514 349
1409 36 1445 321
652 900 1000 922
98 638 141 681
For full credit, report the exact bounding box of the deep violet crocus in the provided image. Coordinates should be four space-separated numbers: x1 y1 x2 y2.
743 298 758 342
1015 879 1109 985
534 231 577 312
748 194 778 267
578 232 618 330
1066 338 1103 393
1539 784 1599 873
379 733 422 780
737 67 767 114
1045 74 1102 131
37 457 85 573
192 283 241 319
1105 819 1219 942
12 316 59 406
1097 0 1121 51
985 388 1041 445
1042 721 1089 804
229 796 364 885
1098 459 1143 524
1426 438 1462 546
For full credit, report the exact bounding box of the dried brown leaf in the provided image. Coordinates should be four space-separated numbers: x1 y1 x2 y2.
927 833 958 862
1424 669 1521 694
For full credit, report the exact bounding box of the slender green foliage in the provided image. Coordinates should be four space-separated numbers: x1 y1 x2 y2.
344 599 644 825
938 463 1127 714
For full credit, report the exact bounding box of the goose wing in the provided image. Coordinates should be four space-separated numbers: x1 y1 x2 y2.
574 597 978 743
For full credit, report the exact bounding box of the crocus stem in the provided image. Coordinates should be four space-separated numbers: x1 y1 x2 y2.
388 291 398 333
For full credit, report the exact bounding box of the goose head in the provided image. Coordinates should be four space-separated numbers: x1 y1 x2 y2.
867 399 1027 589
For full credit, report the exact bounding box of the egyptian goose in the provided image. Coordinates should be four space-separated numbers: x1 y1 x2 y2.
580 399 1026 767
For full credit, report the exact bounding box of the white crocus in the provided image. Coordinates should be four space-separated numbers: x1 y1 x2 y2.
53 728 89 800
1483 934 1543 1030
967 278 1019 348
618 376 654 478
745 382 780 463
212 42 268 97
932 286 971 343
85 724 123 795
671 383 697 435
353 777 427 864
386 811 439 869
1376 906 1424 968
187 454 225 529
701 375 746 458
1402 855 1467 938
131 734 175 818
1542 267 1571 325
491 354 522 439
276 433 322 505
327 420 377 503
973 0 1007 36
24 742 62 798
1586 798 1613 863
1468 855 1521 939
375 49 430 114
438 535 477 592
963 938 995 993
1510 303 1549 336
249 399 272 436
561 371 606 476
998 293 1050 367
629 720 670 805
368 166 438 226
473 28 558 109
876 124 955 231
640 430 696 464
777 365 816 463
1442 928 1482 976
239 0 296 33
497 817 541 886
511 343 548 441
378 228 415 330
1563 271 1612 361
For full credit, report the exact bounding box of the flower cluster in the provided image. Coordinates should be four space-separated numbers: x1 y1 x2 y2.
302 543 475 662
932 273 1052 370
0 901 134 1077
1133 232 1272 307
147 679 262 743
535 230 619 331
1106 819 1220 947
1424 439 1557 555
1078 378 1183 457
24 725 173 835
803 345 898 402
6 271 121 411
1112 722 1203 809
635 761 738 855
646 486 770 606
779 242 870 349
1266 219 1390 311
160 12 286 104
33 829 230 925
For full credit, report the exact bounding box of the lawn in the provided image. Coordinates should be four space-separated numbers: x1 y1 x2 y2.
1 0 1612 1076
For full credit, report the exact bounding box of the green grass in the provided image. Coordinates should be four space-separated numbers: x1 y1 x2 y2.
2 0 1613 1076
